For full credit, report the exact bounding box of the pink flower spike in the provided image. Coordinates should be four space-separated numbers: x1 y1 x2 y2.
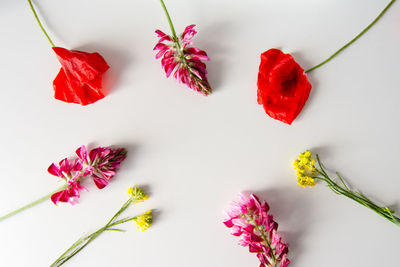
86 146 127 186
154 24 212 95
224 193 290 267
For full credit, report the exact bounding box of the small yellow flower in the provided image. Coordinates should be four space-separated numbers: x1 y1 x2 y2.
294 150 317 188
297 174 316 188
127 187 149 202
134 210 153 231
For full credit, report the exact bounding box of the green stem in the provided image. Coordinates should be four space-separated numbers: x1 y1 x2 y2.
0 185 66 222
50 197 140 266
305 0 396 73
314 168 400 227
108 216 137 227
27 0 55 47
51 227 105 267
105 198 133 227
249 217 277 266
159 0 179 42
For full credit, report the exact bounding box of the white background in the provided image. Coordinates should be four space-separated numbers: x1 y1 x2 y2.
0 0 399 266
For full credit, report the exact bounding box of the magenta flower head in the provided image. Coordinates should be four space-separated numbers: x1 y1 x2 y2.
223 193 290 267
76 145 127 189
154 0 212 95
48 145 127 205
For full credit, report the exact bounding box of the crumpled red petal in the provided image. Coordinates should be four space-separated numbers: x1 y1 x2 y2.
52 47 110 106
257 49 311 125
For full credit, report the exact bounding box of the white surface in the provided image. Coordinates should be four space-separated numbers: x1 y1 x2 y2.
0 0 399 266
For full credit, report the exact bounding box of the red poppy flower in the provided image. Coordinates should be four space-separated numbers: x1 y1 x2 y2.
257 49 311 125
52 47 110 105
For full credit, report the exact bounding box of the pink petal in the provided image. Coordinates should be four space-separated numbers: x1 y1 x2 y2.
231 225 243 236
164 61 178 78
51 190 69 205
84 166 95 176
93 175 109 189
223 218 234 228
71 158 83 171
250 233 263 242
59 158 70 173
186 48 209 61
48 163 61 177
89 148 100 162
75 145 88 161
181 24 197 40
280 255 290 267
153 43 168 51
249 243 264 253
156 50 168 60
155 29 168 38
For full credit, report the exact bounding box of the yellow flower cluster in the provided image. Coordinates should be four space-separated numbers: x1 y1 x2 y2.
134 210 153 231
127 187 149 202
293 150 317 188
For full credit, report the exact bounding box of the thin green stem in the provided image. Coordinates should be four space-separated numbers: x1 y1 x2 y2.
314 165 400 227
336 172 350 191
305 0 396 73
27 0 55 47
0 185 66 222
159 0 179 43
248 217 277 266
108 216 137 227
51 228 105 267
105 198 133 226
51 236 87 266
50 197 141 266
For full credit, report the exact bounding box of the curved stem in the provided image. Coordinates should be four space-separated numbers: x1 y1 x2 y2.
305 0 396 73
0 185 66 222
27 0 55 47
159 0 179 42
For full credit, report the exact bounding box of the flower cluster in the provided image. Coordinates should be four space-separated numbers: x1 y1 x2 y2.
224 193 290 267
48 145 127 205
293 150 316 188
154 24 212 95
134 210 153 231
127 187 149 202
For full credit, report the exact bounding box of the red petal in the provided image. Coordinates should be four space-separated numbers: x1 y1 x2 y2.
52 47 109 83
53 68 105 105
52 47 109 105
257 49 311 125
